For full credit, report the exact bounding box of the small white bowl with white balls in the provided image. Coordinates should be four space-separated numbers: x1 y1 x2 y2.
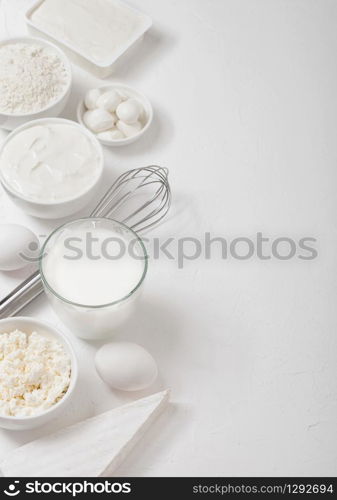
77 84 153 146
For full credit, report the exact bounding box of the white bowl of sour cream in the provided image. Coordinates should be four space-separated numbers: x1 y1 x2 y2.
0 118 104 219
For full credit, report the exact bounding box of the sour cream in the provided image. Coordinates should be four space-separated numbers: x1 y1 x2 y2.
0 123 101 203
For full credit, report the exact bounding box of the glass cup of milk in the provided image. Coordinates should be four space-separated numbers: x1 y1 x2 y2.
39 218 148 340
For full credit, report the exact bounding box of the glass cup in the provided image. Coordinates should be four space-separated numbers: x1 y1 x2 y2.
39 218 148 340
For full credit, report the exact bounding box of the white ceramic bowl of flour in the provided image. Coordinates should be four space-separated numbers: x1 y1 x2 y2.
0 37 72 131
0 118 104 219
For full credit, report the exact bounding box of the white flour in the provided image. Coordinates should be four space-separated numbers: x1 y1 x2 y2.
0 42 69 114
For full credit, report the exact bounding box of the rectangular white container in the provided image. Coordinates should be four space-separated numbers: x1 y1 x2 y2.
25 0 152 78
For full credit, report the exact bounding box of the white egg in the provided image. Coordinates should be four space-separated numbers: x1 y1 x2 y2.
83 109 116 133
97 129 125 141
97 89 122 112
84 88 102 110
116 120 142 138
0 224 39 271
116 99 142 124
95 342 158 391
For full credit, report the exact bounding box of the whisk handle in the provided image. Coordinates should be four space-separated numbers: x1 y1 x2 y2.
0 270 43 318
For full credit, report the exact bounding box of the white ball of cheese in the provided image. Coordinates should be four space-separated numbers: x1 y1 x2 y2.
116 120 142 138
95 342 158 391
97 129 125 141
0 224 39 271
117 89 130 101
116 99 142 124
97 89 122 112
83 109 116 133
84 88 101 110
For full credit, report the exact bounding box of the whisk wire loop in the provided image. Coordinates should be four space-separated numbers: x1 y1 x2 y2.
91 165 171 232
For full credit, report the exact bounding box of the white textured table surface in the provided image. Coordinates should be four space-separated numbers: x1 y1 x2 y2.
0 0 337 477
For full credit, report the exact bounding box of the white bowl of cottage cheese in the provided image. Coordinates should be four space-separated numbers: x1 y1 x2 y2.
0 37 72 130
0 316 78 430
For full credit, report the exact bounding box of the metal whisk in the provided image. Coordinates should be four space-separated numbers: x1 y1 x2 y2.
0 166 171 318
91 165 171 232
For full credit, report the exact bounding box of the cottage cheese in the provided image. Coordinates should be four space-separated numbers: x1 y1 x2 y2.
0 330 71 417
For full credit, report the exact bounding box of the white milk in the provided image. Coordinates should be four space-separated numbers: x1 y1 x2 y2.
41 219 147 339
